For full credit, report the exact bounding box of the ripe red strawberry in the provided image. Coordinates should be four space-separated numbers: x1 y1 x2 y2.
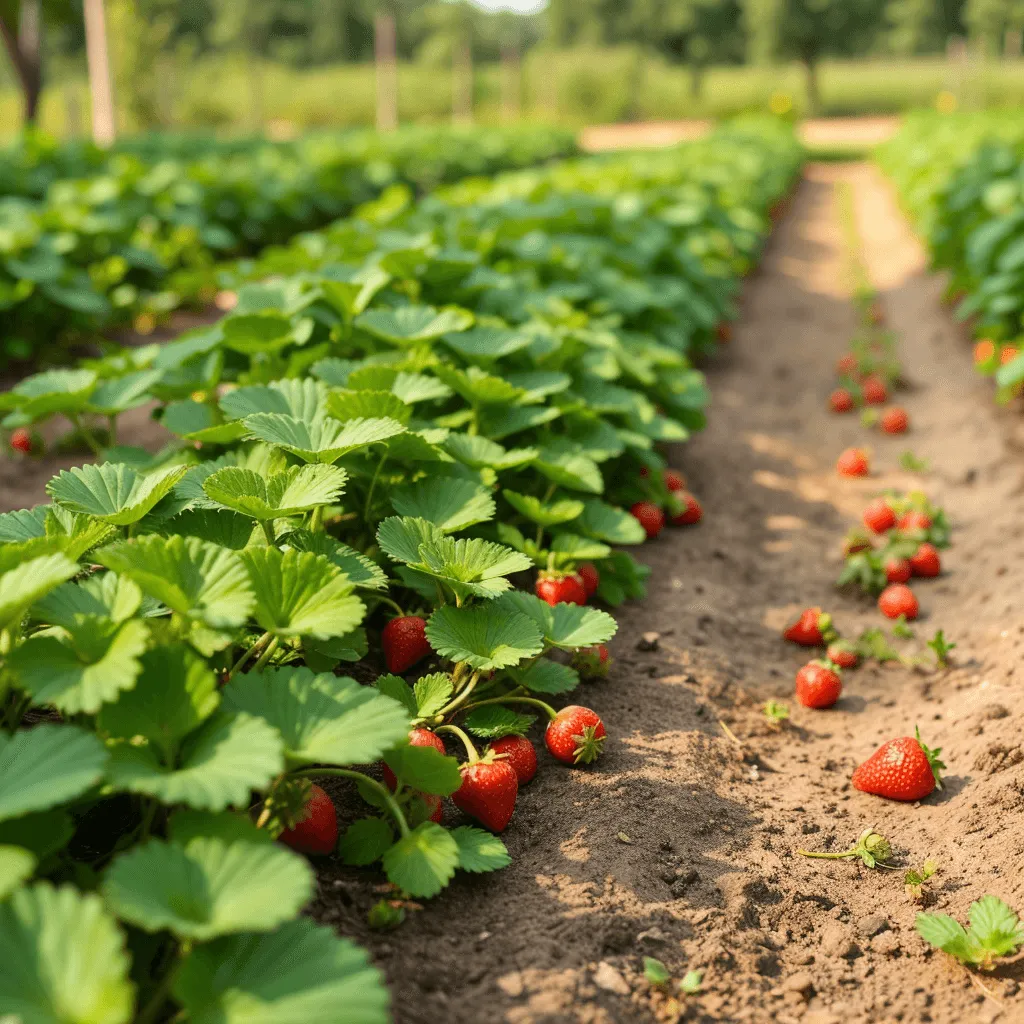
668 492 702 526
783 607 830 647
878 583 919 620
910 543 941 578
881 407 908 434
897 510 931 532
837 448 869 477
1000 345 1019 366
862 498 896 534
630 501 665 539
852 729 945 801
9 428 31 454
452 757 518 832
663 468 686 492
836 354 859 378
489 735 538 785
885 556 912 584
545 705 606 765
827 641 860 669
578 562 600 598
535 572 587 607
862 375 888 405
382 729 446 790
974 339 996 365
382 616 431 674
278 783 338 855
829 388 854 413
795 661 842 709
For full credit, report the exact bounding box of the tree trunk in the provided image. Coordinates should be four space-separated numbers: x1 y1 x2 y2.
802 55 820 115
500 44 520 123
84 0 117 146
18 0 41 123
453 35 473 125
374 13 397 132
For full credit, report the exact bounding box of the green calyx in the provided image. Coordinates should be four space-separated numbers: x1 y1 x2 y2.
571 725 606 765
798 828 893 869
915 726 945 791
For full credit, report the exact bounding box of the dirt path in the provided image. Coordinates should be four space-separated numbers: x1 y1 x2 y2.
318 165 1024 1024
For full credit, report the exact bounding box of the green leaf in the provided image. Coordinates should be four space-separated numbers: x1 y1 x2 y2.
507 658 580 694
413 673 454 718
163 509 257 550
550 534 611 566
98 644 220 763
382 743 461 797
915 912 976 963
495 591 617 649
443 434 537 470
357 305 473 346
0 883 134 1024
87 371 161 415
374 674 417 716
503 490 584 528
220 313 304 355
0 845 35 898
426 604 544 671
10 618 149 715
243 413 405 464
533 444 603 494
0 506 48 543
173 918 390 1024
390 371 453 404
577 499 647 544
327 389 410 425
167 809 275 847
434 364 525 406
241 547 366 640
103 837 314 940
32 572 142 627
463 705 536 739
450 826 511 873
391 478 495 533
481 403 561 440
382 821 460 898
219 379 327 422
0 552 79 631
338 818 394 866
968 895 1024 957
644 957 671 986
223 667 411 768
680 970 703 994
106 712 284 812
203 464 347 520
47 463 188 525
161 401 248 444
283 531 388 591
0 725 108 823
3 369 97 421
441 326 532 361
0 811 74 862
96 535 254 633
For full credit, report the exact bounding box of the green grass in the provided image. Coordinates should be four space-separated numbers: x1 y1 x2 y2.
5 51 1024 139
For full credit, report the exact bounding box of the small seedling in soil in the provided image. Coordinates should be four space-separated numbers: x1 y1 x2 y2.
644 957 671 987
763 700 790 726
900 451 930 473
905 859 939 901
928 630 957 668
368 899 407 930
680 970 703 994
916 896 1024 970
892 615 915 639
856 627 903 664
798 828 894 869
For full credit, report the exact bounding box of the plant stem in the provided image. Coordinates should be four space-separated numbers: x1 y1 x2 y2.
435 723 480 762
433 672 480 719
796 848 859 860
261 520 277 546
309 505 324 533
294 768 411 838
69 414 102 457
376 596 406 619
458 695 557 721
136 944 188 1024
364 453 388 522
251 636 280 673
226 632 272 680
139 798 159 841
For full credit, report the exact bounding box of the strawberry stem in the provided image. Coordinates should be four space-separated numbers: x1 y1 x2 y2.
294 767 411 838
432 672 480 719
435 723 480 763
377 596 407 619
309 505 324 533
226 631 273 680
459 695 557 721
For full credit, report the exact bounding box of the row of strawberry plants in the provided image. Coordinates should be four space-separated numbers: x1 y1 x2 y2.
0 119 802 1022
0 124 577 366
877 112 1024 400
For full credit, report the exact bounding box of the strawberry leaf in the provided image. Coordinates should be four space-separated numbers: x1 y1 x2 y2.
506 658 580 694
533 443 603 494
338 818 395 867
204 464 347 521
47 463 188 525
374 674 418 716
495 591 617 650
283 530 388 591
0 846 35 900
433 364 526 406
425 605 544 671
382 743 462 797
0 552 79 631
915 912 977 964
463 705 536 738
167 809 275 847
440 325 532 362
450 826 511 873
103 837 314 940
356 305 473 346
0 883 134 1024
172 918 390 1023
223 668 412 768
327 389 411 425
2 368 97 420
243 413 406 464
503 490 584 528
381 821 460 898
219 378 327 422
413 673 454 717
967 895 1024 959
32 572 142 626
442 434 537 470
391 478 495 533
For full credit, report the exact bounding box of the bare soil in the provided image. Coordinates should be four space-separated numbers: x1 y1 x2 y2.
3 163 1023 1023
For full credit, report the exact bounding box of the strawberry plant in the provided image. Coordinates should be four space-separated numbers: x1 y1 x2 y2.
798 828 894 868
916 896 1024 970
0 119 801 1018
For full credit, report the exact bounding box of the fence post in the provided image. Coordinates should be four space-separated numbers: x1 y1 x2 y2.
83 0 116 146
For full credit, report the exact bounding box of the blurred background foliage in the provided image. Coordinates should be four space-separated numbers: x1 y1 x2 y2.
2 0 1024 136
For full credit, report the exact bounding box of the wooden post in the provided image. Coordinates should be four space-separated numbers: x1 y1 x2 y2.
375 13 397 132
83 0 116 146
17 0 41 123
453 34 473 124
500 43 520 123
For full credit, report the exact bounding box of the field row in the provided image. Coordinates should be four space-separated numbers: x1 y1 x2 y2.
0 121 801 1021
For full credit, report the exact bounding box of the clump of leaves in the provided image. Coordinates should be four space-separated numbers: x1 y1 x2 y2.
916 896 1024 969
643 957 703 995
899 451 930 473
762 700 790 727
927 630 956 668
798 828 894 869
892 615 915 640
905 859 939 901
